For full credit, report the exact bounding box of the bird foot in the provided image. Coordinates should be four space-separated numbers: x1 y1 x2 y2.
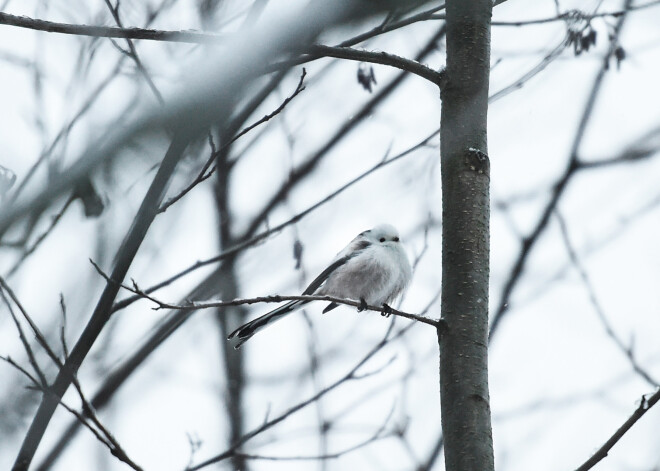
358 298 368 312
380 303 393 317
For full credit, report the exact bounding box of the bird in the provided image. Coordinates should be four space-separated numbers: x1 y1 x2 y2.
227 224 412 348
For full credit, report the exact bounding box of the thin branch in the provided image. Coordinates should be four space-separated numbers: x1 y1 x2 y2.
0 14 445 87
310 45 442 84
578 127 660 168
419 432 445 471
233 431 392 461
158 68 308 213
426 1 660 26
102 0 164 104
0 355 41 389
2 1 656 50
8 52 125 203
0 12 224 43
488 0 634 339
555 211 659 387
0 355 144 471
0 276 62 368
14 0 604 48
0 289 48 388
574 388 660 471
0 5 446 47
91 259 439 328
337 3 447 47
6 194 76 277
187 322 404 471
59 295 70 360
489 37 567 103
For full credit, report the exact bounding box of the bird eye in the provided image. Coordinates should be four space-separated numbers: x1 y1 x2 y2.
393 236 399 242
379 237 386 243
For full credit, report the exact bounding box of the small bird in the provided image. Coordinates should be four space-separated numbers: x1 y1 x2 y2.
227 224 412 348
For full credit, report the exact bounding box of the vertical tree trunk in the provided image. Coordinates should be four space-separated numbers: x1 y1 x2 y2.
439 1 494 471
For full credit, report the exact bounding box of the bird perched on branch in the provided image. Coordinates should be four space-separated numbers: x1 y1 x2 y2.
228 224 412 348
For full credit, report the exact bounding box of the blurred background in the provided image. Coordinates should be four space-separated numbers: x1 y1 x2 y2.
1 0 659 470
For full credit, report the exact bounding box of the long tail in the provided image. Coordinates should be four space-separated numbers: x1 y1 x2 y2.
227 300 306 349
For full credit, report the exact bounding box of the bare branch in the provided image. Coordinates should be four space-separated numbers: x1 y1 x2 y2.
0 276 62 369
0 289 48 388
489 1 660 26
555 211 659 387
0 355 144 471
158 68 308 213
91 259 439 328
310 45 442 84
102 0 164 103
6 194 76 277
489 0 635 339
0 12 223 44
186 322 406 471
574 388 660 471
233 430 392 461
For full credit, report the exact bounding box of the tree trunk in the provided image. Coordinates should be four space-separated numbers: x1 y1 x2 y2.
439 1 494 471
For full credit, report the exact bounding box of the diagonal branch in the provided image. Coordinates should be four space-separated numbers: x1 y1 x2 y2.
186 322 405 471
488 0 635 340
90 259 440 328
555 211 659 387
574 388 660 471
158 68 307 214
12 133 190 471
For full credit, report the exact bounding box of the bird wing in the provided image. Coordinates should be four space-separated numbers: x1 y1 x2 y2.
302 238 372 295
301 255 353 295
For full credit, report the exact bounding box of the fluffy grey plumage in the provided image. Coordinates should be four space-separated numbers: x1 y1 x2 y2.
227 224 412 348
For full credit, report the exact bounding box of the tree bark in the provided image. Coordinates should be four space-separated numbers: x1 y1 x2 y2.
439 1 494 471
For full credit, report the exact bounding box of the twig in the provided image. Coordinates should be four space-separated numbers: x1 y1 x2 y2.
91 259 439 328
427 1 660 26
555 211 659 387
0 12 224 43
232 430 392 461
489 37 567 103
59 295 70 360
0 4 446 47
574 388 660 471
9 60 124 203
0 289 48 388
102 0 164 104
158 68 308 213
6 194 76 277
0 355 144 471
0 276 62 368
488 0 634 339
187 322 404 470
